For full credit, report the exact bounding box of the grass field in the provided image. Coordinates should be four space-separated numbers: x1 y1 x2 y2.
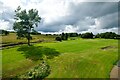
2 38 118 78
0 33 57 46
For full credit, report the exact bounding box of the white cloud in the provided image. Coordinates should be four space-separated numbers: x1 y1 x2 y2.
62 25 79 33
0 20 10 30
38 31 62 34
37 0 70 24
74 0 119 2
81 27 118 34
0 0 22 9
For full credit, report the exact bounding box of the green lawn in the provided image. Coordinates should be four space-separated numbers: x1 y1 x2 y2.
2 38 118 78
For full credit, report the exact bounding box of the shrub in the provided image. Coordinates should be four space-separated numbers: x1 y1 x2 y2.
61 33 68 40
18 61 51 79
55 37 62 41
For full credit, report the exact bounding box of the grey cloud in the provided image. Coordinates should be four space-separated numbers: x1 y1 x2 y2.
64 2 118 22
74 17 96 31
0 2 14 30
36 2 118 33
97 12 118 29
0 1 14 21
1 10 14 22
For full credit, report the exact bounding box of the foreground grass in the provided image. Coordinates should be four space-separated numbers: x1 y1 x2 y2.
2 45 60 77
2 38 118 78
2 46 41 77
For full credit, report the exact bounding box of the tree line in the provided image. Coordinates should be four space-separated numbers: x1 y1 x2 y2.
95 32 119 39
0 29 9 35
55 32 120 41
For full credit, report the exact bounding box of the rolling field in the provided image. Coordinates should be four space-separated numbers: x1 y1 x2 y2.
2 38 118 78
0 33 57 46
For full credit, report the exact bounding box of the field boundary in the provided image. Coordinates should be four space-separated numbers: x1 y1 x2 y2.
0 41 43 50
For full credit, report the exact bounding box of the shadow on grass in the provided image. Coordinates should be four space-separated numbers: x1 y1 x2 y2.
17 45 60 61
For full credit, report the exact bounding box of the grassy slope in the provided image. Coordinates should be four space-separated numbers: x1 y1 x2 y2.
2 38 118 78
0 33 56 45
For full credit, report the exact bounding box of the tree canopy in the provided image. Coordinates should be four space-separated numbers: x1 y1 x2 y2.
81 32 94 39
95 32 117 39
13 6 41 45
0 29 9 36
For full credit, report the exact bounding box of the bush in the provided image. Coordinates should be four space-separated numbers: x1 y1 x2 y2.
18 61 51 79
61 33 68 40
55 37 62 41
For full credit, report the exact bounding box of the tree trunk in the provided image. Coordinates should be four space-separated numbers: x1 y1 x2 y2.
28 38 30 46
27 32 30 46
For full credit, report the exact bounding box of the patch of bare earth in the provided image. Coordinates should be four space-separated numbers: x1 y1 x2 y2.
101 46 116 50
110 61 120 80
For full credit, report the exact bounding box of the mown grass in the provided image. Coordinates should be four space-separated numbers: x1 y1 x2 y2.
2 45 60 78
2 38 118 78
36 38 118 78
2 46 40 77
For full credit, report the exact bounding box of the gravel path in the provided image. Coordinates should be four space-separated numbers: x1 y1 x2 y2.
110 65 120 80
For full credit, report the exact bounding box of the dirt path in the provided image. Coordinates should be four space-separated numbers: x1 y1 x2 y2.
110 65 120 80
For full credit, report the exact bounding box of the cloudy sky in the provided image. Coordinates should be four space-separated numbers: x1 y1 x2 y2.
0 0 119 34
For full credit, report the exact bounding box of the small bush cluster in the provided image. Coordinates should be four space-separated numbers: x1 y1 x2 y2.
18 61 51 79
61 33 68 40
55 37 62 41
55 33 68 41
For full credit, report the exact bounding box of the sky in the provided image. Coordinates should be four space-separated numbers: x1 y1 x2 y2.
0 0 119 34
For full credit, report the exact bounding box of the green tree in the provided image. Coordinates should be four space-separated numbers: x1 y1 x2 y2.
0 30 9 36
4 30 9 35
13 6 41 46
81 32 93 39
96 32 117 39
61 33 68 40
